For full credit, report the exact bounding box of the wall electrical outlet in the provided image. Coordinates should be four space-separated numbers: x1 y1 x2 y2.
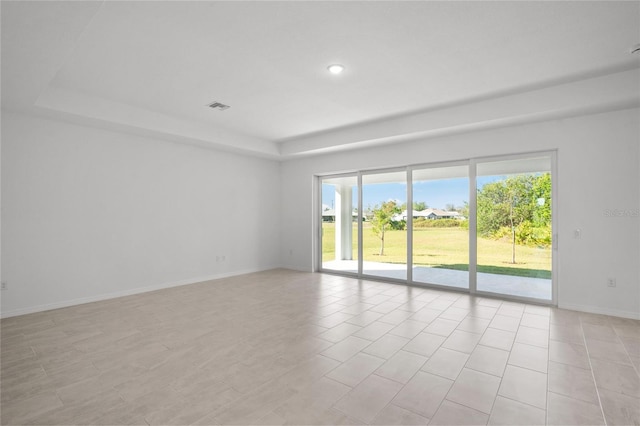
607 278 616 288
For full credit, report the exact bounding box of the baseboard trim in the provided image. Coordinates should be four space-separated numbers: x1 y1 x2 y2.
558 302 640 320
0 266 281 319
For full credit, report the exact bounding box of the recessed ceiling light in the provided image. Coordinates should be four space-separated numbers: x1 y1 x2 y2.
327 64 345 75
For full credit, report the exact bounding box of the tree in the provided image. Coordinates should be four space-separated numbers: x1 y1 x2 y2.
477 175 539 264
370 200 401 256
445 203 456 212
413 201 428 211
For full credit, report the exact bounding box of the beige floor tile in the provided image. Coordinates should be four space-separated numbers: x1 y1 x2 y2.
498 365 547 409
315 311 355 329
620 335 640 358
546 391 604 425
520 313 549 330
446 368 501 414
548 339 590 369
430 399 489 425
583 323 620 342
403 332 447 357
370 403 429 425
479 328 515 351
217 355 292 394
333 374 404 423
353 320 396 341
398 300 430 313
549 323 585 345
363 333 410 359
327 352 386 387
5 270 640 426
29 389 127 426
365 294 394 305
496 304 524 318
273 377 352 424
275 354 340 392
410 307 442 324
254 410 286 425
389 319 430 339
457 316 491 334
88 400 151 425
439 307 470 322
318 322 362 343
442 329 482 354
146 387 239 425
468 306 498 320
427 298 456 311
507 342 548 373
515 325 549 348
370 301 403 314
465 344 509 377
487 396 545 425
598 388 640 426
320 336 371 362
0 391 64 425
613 324 640 339
424 318 460 337
547 361 599 405
524 305 550 317
586 339 633 365
489 314 521 332
591 358 640 398
379 309 414 325
375 350 427 384
346 311 385 327
476 298 502 308
212 378 298 425
392 371 453 419
549 308 581 326
421 348 469 380
340 302 376 315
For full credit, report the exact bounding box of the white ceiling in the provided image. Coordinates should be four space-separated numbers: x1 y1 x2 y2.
2 1 639 159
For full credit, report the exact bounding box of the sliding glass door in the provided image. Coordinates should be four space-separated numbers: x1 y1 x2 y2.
361 170 408 281
320 175 358 274
412 164 469 289
475 156 553 300
318 152 555 304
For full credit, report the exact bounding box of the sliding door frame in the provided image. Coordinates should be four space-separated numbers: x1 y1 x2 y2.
472 151 557 306
359 166 410 284
316 150 557 306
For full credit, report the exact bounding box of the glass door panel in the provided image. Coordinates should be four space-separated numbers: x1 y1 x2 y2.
362 171 408 280
321 175 359 273
476 157 553 300
412 165 469 288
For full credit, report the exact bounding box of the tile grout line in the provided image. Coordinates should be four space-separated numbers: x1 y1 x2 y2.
580 319 608 426
612 324 640 380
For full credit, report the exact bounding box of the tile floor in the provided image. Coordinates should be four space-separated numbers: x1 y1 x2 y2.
1 269 639 425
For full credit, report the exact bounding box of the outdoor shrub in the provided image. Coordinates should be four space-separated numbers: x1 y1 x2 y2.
413 218 463 228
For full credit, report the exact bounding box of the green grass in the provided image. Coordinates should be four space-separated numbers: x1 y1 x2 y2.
322 223 551 279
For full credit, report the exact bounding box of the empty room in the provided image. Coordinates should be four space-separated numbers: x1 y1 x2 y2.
1 1 639 425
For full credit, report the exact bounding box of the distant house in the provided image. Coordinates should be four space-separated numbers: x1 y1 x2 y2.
322 209 359 222
396 208 464 221
423 208 463 220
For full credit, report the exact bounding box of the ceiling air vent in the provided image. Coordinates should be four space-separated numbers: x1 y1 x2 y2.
208 102 231 111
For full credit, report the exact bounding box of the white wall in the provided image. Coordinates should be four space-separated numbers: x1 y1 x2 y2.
1 112 281 317
281 108 640 319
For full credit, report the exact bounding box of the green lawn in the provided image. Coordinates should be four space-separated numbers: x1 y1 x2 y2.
322 222 551 279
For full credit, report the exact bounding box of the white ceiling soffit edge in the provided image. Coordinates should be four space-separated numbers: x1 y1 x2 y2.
34 87 280 159
278 67 640 159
